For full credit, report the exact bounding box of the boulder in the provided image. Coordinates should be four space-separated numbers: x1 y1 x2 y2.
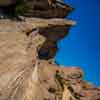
22 0 73 18
0 0 100 100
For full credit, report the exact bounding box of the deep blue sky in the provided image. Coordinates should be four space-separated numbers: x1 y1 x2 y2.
55 0 100 86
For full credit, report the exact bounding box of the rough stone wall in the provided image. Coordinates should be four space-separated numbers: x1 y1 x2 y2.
0 0 73 18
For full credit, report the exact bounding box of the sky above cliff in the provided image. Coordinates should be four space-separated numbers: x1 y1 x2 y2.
55 0 100 86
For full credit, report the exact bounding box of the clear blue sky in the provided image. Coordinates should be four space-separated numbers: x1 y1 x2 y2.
55 0 100 86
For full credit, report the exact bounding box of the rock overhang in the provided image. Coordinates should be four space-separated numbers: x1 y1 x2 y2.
0 1 100 100
0 0 74 18
0 18 75 60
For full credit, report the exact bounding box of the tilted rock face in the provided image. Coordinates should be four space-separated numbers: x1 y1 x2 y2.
0 18 74 100
0 18 100 100
0 18 74 60
0 1 100 100
0 0 73 18
22 0 73 18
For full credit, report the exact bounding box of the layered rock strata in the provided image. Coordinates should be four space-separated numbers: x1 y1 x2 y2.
0 0 100 100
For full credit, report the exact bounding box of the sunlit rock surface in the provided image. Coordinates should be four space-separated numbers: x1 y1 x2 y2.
0 0 100 100
0 0 16 6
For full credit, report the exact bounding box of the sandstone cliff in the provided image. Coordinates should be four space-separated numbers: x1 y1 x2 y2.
0 0 100 100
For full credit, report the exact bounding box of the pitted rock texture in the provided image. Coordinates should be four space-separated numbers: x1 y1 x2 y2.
0 0 73 18
0 1 100 100
0 18 100 100
0 18 74 60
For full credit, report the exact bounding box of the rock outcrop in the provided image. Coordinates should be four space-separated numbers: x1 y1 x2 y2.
0 0 100 100
0 0 16 6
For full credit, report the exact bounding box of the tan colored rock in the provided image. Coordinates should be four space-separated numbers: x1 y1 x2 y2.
0 16 100 100
0 5 100 100
62 85 76 100
0 18 74 100
0 18 75 60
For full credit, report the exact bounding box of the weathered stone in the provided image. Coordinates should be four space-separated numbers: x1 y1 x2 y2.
0 0 73 18
0 18 75 60
0 1 100 100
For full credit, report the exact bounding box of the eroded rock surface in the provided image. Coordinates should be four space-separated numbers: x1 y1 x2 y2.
0 0 73 18
0 18 100 100
0 0 100 100
0 18 74 60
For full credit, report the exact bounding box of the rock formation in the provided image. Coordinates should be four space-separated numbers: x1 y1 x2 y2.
0 0 73 18
0 0 100 100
